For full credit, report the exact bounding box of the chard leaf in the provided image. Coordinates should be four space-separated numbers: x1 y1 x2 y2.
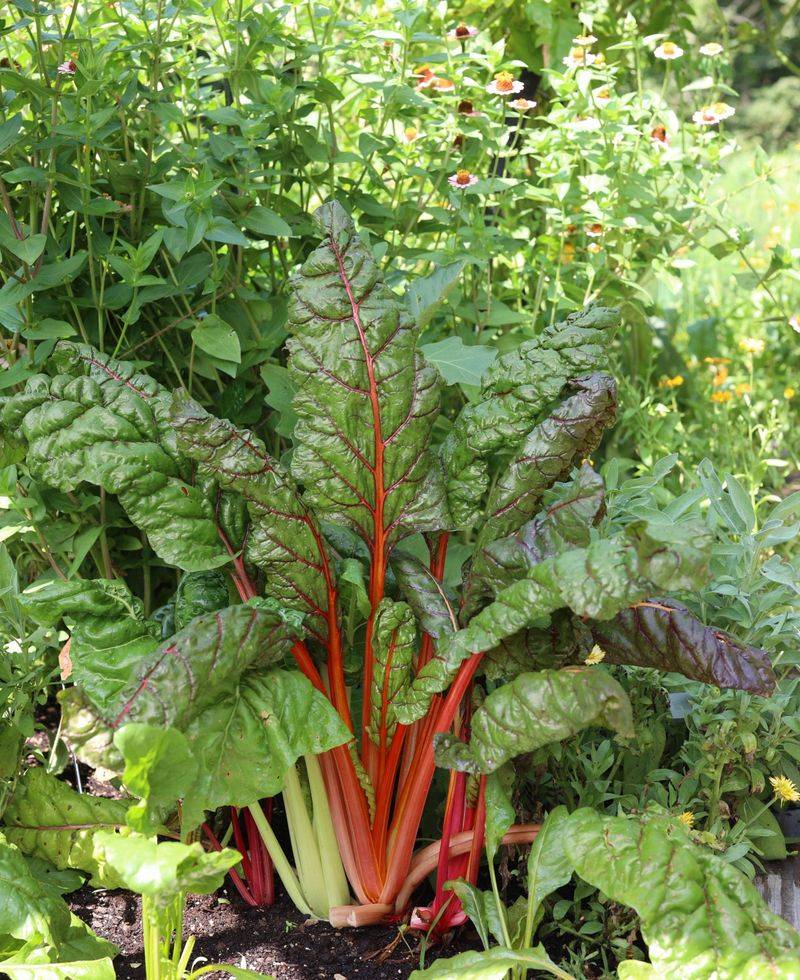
367 599 415 744
397 521 711 722
3 769 130 887
441 305 619 529
173 570 230 632
0 834 115 968
114 724 198 835
477 374 616 548
434 668 633 773
587 599 775 696
287 202 448 549
0 345 226 571
565 809 800 978
170 393 335 643
391 551 458 640
92 832 239 907
524 806 572 930
18 578 160 711
480 464 606 592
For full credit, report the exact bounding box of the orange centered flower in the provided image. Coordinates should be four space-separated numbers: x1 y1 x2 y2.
455 169 472 185
455 23 470 37
494 71 515 92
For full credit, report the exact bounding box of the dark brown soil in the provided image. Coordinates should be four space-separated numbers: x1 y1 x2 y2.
69 884 476 980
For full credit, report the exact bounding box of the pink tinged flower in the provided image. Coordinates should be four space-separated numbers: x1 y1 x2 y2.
711 101 735 120
789 314 800 333
571 115 601 132
573 33 598 46
508 97 536 111
457 100 484 117
414 67 455 92
486 71 524 95
448 169 478 188
693 106 719 126
654 41 683 60
699 42 723 57
563 47 596 69
57 60 77 76
448 23 478 39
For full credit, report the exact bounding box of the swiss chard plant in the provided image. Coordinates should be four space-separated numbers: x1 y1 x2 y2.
0 203 775 930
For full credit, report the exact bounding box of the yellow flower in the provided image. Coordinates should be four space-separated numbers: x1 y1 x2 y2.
486 71 524 96
784 387 796 400
678 811 695 828
584 644 606 665
561 242 575 263
659 374 684 388
403 126 419 143
712 365 729 387
735 382 751 396
770 775 800 805
711 390 732 403
704 356 731 365
739 337 765 355
587 242 602 254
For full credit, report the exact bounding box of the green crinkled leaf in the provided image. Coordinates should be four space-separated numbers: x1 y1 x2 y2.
476 374 616 548
170 393 335 643
367 599 415 744
565 809 800 979
441 305 619 529
287 202 448 547
0 344 227 571
480 463 606 594
0 834 114 971
92 832 240 907
409 945 563 979
434 668 633 774
391 551 458 641
18 578 160 711
396 521 711 723
114 724 198 834
173 570 230 632
56 688 120 775
3 769 130 888
180 668 351 831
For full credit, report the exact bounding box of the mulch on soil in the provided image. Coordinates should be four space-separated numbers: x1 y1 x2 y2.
69 884 474 980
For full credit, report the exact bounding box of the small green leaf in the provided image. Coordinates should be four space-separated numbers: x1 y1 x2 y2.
243 207 293 237
192 314 241 363
421 337 497 387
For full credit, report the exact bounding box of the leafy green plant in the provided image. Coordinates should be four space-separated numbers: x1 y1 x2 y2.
0 202 777 940
412 806 800 979
92 832 270 980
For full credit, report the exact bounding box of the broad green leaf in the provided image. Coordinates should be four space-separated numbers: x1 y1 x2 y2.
406 259 464 329
565 809 800 979
243 206 293 238
192 314 241 364
421 337 496 387
171 394 335 643
409 945 565 979
18 578 160 711
434 668 633 774
287 202 448 549
114 724 198 834
391 551 458 641
366 599 415 744
480 463 605 593
484 768 515 862
92 832 240 907
441 305 619 528
0 834 114 970
0 343 227 571
0 955 116 979
6 234 47 265
464 377 616 612
3 769 130 887
524 806 572 931
397 520 711 722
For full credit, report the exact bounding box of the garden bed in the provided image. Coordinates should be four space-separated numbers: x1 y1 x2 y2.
67 886 467 980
